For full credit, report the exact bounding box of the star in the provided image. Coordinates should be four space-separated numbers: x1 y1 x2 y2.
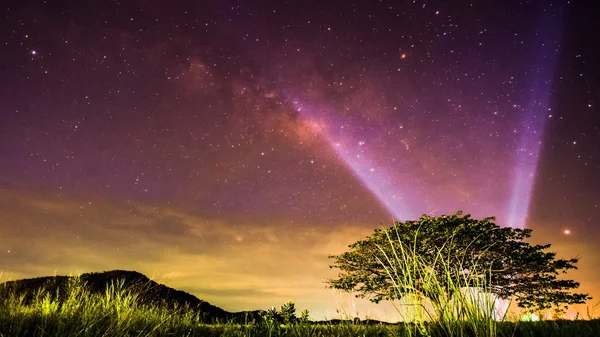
0 0 597 322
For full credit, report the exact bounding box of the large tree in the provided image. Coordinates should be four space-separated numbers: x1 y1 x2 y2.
328 211 590 313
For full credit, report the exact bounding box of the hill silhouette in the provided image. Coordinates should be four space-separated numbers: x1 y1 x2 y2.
0 270 259 322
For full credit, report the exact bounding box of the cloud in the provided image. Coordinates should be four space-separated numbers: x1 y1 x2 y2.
4 186 594 320
0 187 393 318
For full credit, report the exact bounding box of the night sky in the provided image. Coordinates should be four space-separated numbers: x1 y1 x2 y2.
1 0 599 320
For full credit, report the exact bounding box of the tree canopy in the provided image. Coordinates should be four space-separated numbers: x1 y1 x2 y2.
328 211 590 312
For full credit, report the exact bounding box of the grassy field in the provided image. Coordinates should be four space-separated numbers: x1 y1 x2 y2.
2 226 596 337
0 277 599 337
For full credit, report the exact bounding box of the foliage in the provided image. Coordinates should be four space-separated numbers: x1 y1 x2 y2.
300 309 311 323
328 211 590 312
280 301 298 325
0 270 229 322
0 276 600 336
259 301 303 326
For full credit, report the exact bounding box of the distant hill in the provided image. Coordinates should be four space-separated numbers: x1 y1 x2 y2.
0 270 260 323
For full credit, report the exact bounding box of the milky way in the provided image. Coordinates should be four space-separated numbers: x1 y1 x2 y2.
1 0 598 320
288 97 414 221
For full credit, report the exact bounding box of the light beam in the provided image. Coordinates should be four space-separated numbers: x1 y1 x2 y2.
290 98 413 221
507 6 563 228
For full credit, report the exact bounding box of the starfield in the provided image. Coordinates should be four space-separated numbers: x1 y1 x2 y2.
0 0 599 335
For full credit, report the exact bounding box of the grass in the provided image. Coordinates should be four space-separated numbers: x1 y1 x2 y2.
1 231 599 337
1 276 599 337
372 225 506 337
0 275 598 336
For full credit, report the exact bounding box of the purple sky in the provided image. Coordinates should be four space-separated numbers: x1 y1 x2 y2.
1 0 598 320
